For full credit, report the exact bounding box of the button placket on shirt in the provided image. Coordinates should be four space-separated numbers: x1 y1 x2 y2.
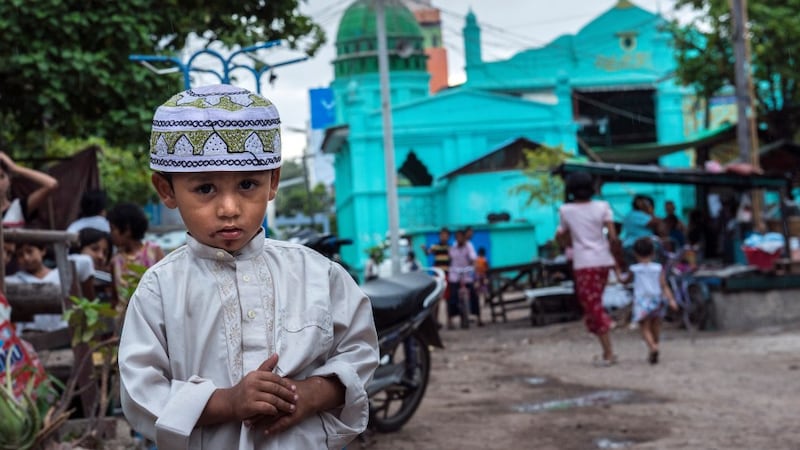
238 258 268 372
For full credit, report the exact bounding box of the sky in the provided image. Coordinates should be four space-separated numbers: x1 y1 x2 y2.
249 0 689 162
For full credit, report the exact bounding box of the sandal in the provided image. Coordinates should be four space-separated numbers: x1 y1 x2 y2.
648 350 659 365
592 355 618 367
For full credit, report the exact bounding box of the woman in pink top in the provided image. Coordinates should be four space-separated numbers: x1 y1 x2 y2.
557 171 619 366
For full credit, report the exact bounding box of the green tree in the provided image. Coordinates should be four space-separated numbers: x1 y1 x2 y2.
670 0 800 140
514 145 573 207
275 159 333 218
0 0 325 154
276 181 332 217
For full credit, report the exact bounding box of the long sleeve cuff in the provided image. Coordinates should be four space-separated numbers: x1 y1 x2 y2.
155 376 217 450
310 360 369 450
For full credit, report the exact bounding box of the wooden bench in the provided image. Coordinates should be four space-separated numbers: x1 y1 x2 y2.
485 262 543 323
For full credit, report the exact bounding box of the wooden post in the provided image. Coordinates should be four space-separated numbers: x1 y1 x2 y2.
730 0 763 230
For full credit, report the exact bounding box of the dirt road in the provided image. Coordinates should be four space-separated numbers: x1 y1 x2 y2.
360 310 800 450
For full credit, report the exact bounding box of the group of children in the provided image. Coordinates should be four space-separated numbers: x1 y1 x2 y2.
420 226 490 330
3 193 167 331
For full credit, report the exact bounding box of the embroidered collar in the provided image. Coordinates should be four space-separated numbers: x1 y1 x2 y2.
185 230 265 261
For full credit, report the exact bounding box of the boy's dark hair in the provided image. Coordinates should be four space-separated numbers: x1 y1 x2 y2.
155 172 174 190
633 237 655 258
79 190 108 218
108 202 149 240
17 241 47 252
478 247 486 256
565 171 595 201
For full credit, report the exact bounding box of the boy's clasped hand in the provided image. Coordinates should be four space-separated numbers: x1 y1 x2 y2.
231 354 298 428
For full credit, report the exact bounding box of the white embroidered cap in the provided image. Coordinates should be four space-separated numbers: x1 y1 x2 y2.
149 84 282 172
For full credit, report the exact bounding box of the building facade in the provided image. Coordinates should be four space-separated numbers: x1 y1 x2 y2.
323 0 728 273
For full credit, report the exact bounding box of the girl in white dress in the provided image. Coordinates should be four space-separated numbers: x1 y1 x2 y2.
617 237 678 364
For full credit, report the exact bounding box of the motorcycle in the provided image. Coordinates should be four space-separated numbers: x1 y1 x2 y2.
360 267 445 432
292 231 445 432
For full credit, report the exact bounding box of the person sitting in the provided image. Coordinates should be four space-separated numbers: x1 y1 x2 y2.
107 202 164 290
0 151 58 228
71 227 115 303
66 189 110 233
6 242 95 332
662 200 686 248
621 195 663 263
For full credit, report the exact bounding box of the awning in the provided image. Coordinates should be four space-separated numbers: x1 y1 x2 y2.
589 124 737 163
553 161 789 190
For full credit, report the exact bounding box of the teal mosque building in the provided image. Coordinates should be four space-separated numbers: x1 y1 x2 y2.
321 0 734 272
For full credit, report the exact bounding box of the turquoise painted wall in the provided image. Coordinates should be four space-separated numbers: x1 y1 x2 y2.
464 3 673 91
326 1 711 274
332 88 574 271
409 221 538 269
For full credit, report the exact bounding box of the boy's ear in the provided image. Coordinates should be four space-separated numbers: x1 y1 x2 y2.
152 173 177 209
269 167 281 201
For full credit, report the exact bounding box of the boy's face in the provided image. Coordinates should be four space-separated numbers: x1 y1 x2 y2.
153 169 279 252
16 244 46 272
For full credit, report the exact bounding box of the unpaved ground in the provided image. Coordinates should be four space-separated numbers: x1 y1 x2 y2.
360 309 800 450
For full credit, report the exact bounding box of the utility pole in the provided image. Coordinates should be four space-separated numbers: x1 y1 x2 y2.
376 0 402 275
730 0 763 229
286 124 316 227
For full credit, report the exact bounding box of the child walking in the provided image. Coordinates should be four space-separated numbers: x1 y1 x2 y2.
118 84 379 450
617 237 678 364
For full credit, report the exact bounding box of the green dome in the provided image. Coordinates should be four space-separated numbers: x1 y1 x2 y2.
334 0 427 77
336 0 423 45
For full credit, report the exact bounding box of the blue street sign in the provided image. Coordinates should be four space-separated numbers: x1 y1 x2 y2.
309 88 336 129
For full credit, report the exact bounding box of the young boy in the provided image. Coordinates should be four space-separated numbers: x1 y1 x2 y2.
118 84 379 449
7 242 96 332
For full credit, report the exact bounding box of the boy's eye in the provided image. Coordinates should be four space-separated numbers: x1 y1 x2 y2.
195 184 214 194
239 179 258 190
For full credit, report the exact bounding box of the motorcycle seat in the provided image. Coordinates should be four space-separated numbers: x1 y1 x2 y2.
362 272 437 329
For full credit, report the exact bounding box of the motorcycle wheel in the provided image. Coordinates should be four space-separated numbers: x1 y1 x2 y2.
369 332 431 433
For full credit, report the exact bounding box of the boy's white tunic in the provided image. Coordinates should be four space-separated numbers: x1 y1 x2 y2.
119 234 379 450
